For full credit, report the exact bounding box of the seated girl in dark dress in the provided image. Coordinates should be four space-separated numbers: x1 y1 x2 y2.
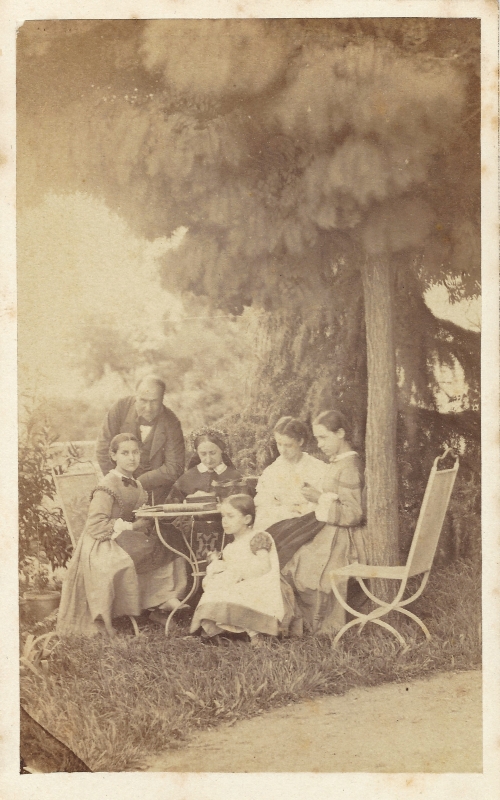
167 427 243 562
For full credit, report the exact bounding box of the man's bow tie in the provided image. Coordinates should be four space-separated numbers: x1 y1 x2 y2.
122 476 138 488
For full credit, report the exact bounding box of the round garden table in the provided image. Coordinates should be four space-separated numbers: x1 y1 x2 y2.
134 505 224 635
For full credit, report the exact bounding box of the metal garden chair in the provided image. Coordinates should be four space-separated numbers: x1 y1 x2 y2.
51 463 100 549
330 447 459 648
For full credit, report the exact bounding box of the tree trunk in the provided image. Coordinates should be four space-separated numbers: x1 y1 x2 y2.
361 255 399 598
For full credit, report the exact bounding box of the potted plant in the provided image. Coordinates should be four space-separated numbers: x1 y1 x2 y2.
18 404 72 625
19 553 65 623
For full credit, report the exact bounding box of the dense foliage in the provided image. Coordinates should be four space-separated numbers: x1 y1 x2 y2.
17 19 480 324
18 20 480 295
18 408 72 568
71 295 257 436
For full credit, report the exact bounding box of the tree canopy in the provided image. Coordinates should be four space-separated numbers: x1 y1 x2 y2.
18 19 480 563
17 18 480 384
18 23 479 267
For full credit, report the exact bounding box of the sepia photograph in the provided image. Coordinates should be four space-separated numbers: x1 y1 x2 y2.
1 2 498 797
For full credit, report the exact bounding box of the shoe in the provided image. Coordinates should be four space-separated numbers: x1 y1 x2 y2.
217 630 249 643
158 597 190 612
149 610 170 626
200 633 220 646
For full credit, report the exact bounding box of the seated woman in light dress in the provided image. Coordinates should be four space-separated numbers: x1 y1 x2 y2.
253 417 327 532
280 410 367 636
57 433 187 637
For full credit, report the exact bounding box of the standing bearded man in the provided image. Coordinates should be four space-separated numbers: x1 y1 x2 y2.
96 375 185 504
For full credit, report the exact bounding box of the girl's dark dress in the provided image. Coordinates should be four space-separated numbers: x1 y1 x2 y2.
167 464 243 561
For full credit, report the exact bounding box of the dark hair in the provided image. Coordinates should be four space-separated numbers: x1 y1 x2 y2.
135 375 166 397
187 452 236 470
109 433 140 457
313 410 350 439
273 416 309 444
188 427 236 470
193 432 226 453
223 493 256 525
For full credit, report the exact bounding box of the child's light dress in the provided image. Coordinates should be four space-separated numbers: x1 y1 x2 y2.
190 529 284 637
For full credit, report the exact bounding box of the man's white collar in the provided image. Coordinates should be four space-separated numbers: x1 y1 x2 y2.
197 462 227 475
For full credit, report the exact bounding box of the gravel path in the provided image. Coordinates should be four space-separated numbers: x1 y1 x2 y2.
146 670 482 773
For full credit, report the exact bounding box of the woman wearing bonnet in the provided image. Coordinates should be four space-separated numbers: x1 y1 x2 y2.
166 426 244 563
168 426 243 500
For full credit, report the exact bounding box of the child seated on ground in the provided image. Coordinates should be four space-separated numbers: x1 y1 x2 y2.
190 494 284 646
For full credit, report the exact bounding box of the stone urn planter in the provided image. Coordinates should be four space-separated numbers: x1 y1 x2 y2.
22 591 61 624
19 554 64 624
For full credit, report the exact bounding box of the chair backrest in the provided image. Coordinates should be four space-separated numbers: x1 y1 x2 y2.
406 448 459 578
49 440 100 472
52 465 100 548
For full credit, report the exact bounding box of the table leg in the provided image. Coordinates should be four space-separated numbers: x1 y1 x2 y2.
154 516 201 636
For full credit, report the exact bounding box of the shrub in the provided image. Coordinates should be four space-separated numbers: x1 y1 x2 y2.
19 410 72 569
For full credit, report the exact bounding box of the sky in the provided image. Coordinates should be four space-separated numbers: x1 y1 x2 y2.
17 191 480 409
17 192 184 400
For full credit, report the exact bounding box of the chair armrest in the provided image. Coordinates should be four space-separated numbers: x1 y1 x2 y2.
331 563 408 580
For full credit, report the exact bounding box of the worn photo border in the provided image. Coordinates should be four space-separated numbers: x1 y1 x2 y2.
1 1 498 798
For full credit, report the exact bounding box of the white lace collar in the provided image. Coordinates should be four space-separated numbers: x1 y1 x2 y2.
197 462 227 475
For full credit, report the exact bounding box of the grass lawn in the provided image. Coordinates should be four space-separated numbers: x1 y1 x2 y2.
20 558 481 772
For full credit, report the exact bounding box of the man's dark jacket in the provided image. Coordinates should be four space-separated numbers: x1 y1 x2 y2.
96 396 185 504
